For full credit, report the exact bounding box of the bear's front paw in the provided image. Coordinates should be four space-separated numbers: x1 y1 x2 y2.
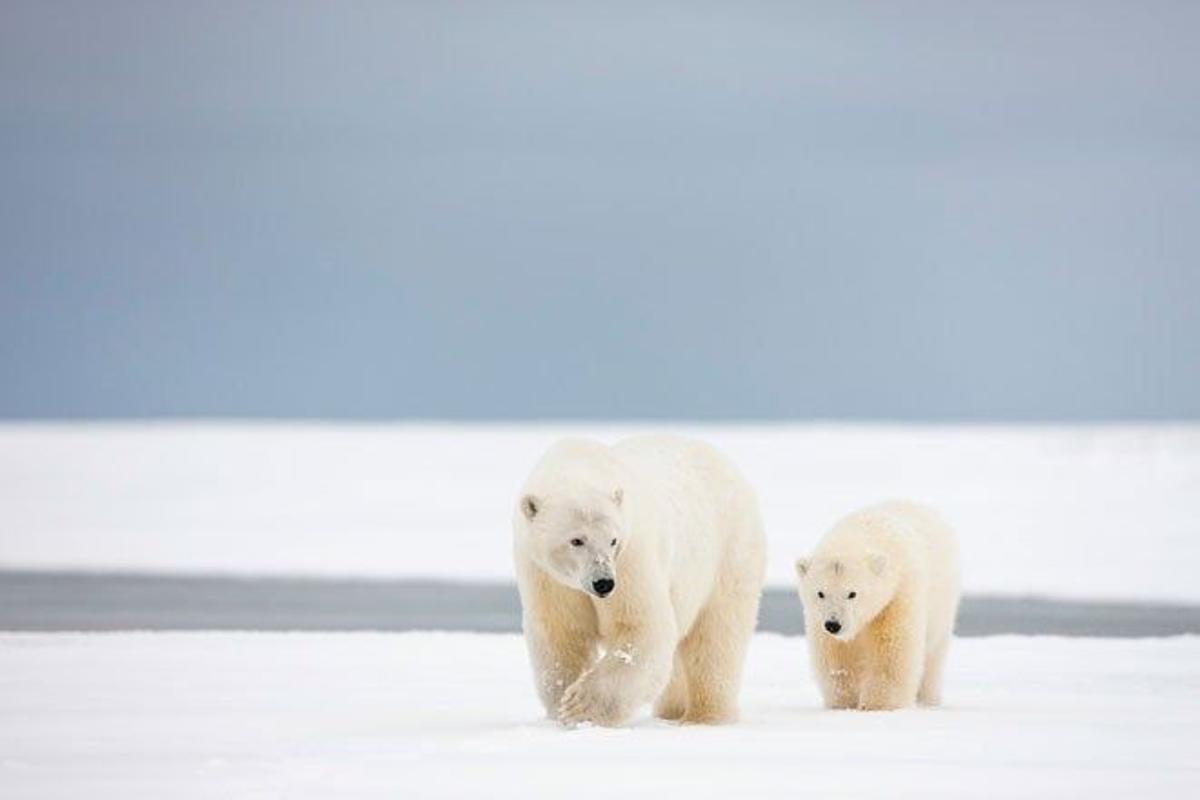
856 686 912 711
558 674 627 727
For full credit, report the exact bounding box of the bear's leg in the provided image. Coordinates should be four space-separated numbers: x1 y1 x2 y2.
558 584 677 727
525 617 598 718
858 620 924 711
677 584 760 724
519 570 600 719
918 637 949 706
653 652 689 721
810 635 858 709
821 673 859 710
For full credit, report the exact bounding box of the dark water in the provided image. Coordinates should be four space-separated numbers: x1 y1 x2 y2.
1 571 1196 637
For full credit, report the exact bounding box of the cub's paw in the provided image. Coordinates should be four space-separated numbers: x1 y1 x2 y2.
856 694 911 712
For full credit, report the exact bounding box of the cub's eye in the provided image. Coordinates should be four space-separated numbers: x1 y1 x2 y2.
570 538 584 547
817 591 825 599
848 591 857 599
610 538 617 547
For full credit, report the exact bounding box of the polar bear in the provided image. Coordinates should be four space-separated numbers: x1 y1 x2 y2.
795 500 961 711
513 435 767 726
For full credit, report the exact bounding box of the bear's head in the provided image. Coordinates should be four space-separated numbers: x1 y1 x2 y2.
516 485 627 599
794 552 895 640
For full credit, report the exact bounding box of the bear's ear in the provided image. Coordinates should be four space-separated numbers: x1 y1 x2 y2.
795 557 810 579
611 486 624 507
521 495 539 521
866 551 887 576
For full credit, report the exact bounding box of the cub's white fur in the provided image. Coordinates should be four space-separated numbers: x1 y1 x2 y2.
796 501 961 710
513 435 766 726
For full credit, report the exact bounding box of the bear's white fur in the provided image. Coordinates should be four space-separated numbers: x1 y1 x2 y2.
513 435 766 726
795 500 961 711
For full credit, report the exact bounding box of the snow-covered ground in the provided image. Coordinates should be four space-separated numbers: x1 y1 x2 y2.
2 423 1198 601
0 632 1196 798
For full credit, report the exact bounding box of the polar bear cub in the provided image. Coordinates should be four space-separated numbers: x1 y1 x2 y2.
513 435 767 726
795 501 961 710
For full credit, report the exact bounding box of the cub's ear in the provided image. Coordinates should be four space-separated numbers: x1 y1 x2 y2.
795 557 810 579
611 486 624 506
520 495 539 520
867 551 888 576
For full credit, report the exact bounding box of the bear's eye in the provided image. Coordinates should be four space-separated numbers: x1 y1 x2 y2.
817 591 825 599
570 538 584 547
610 538 617 547
848 591 857 599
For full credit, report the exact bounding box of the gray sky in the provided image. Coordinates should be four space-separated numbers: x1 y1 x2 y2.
2 1 1198 420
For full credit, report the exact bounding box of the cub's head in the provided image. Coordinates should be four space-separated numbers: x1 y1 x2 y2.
516 486 626 599
794 552 894 640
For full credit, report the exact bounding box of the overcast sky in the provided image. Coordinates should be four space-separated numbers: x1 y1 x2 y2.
2 1 1197 420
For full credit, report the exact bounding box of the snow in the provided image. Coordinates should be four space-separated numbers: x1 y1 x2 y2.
1 422 1199 601
0 632 1196 798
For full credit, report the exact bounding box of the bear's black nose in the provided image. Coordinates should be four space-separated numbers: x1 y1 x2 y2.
592 578 615 597
824 620 842 634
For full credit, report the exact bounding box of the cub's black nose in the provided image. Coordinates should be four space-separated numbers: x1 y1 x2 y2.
824 620 842 634
592 578 615 597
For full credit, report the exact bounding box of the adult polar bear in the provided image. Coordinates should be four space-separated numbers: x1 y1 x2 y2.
513 435 767 726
